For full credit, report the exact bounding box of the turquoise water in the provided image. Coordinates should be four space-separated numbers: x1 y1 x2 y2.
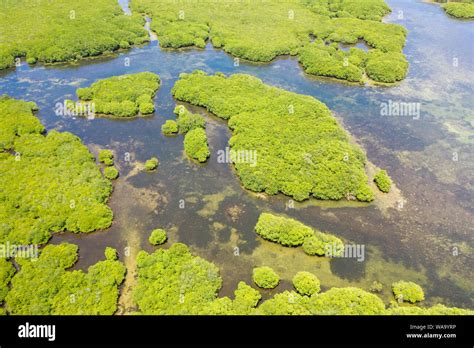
0 0 472 309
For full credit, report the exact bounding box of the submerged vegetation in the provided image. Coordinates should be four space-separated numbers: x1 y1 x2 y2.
173 71 374 201
71 72 160 117
0 96 113 245
4 243 126 315
132 0 408 83
0 0 148 70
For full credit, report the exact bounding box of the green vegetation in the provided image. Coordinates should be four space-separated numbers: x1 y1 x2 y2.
183 128 210 163
232 282 262 313
442 2 474 19
133 243 222 314
104 247 118 261
305 287 386 315
302 232 345 257
255 213 344 257
132 0 408 83
132 242 472 315
252 267 280 289
369 280 384 293
149 229 167 245
173 71 374 201
255 213 314 247
0 0 149 70
292 271 321 296
392 281 425 303
374 169 392 193
72 72 160 117
387 304 473 315
0 96 113 245
0 259 15 303
98 149 114 166
174 106 206 134
144 157 159 171
161 120 178 135
4 243 126 314
104 167 119 180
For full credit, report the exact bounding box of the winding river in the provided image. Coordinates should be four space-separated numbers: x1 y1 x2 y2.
0 0 472 311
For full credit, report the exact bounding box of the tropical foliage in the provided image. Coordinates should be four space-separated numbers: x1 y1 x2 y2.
255 213 314 247
132 0 408 83
183 128 210 163
392 281 425 303
252 267 280 289
0 0 149 70
173 106 206 134
104 166 119 180
72 72 160 117
4 243 126 314
161 120 178 135
133 243 222 314
0 96 113 245
149 229 167 245
131 242 472 315
98 149 114 166
255 213 344 257
292 271 321 296
144 157 159 170
374 169 392 193
172 71 374 201
442 2 474 19
0 259 15 303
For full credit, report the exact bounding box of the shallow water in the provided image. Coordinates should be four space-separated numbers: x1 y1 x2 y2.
0 0 472 309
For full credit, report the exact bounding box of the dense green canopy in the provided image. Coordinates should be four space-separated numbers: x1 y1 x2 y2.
4 243 126 315
72 72 160 117
0 0 149 69
132 0 407 83
252 266 280 289
442 2 474 19
183 128 210 163
255 213 344 256
173 71 373 201
132 242 472 315
0 96 113 245
392 281 425 303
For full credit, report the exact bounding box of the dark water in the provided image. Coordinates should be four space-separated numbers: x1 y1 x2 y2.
0 0 472 308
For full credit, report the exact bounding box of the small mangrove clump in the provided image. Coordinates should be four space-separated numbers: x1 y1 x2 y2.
145 157 159 171
374 169 392 193
392 281 425 303
252 266 280 289
149 229 168 246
